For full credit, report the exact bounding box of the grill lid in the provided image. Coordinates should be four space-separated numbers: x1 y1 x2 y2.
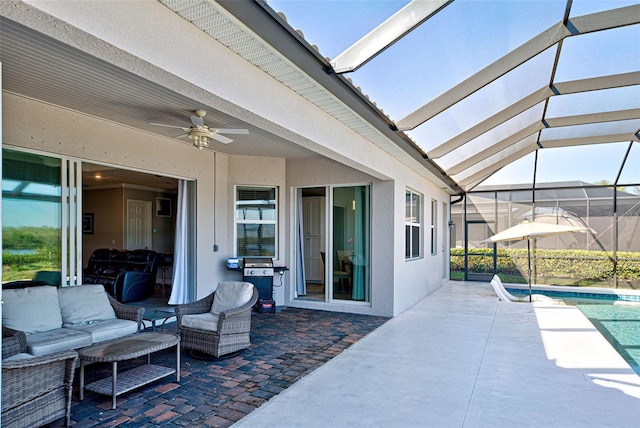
243 258 273 268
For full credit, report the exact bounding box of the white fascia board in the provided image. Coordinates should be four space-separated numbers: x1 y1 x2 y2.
331 0 452 73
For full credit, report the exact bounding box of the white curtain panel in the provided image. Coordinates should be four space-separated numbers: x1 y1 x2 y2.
169 180 189 305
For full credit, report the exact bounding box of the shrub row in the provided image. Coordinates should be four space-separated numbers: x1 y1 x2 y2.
450 248 640 282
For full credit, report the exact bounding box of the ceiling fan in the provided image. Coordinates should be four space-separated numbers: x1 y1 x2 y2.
150 109 249 149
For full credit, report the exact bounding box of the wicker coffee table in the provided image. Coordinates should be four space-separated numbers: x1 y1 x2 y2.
79 332 180 409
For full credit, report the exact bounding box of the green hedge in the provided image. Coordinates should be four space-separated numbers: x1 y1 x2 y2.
2 226 61 281
450 248 640 287
3 252 60 282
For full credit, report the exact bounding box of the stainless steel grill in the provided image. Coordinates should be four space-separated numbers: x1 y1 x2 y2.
243 258 274 277
243 258 274 302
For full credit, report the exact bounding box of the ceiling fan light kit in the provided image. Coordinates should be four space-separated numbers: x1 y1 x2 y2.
188 127 213 150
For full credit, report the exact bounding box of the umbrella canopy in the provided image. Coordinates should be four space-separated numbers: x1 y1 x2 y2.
482 220 589 243
482 220 589 301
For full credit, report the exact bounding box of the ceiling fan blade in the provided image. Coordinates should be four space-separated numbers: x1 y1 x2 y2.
212 134 234 144
190 115 205 127
149 122 190 131
174 133 188 139
216 128 249 135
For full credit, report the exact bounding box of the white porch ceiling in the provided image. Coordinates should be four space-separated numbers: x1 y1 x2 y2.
0 6 314 160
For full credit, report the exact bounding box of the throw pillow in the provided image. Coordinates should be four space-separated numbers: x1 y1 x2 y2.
3 286 63 333
58 284 116 325
210 281 254 316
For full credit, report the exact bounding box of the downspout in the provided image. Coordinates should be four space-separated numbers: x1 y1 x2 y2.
449 192 465 280
451 193 464 205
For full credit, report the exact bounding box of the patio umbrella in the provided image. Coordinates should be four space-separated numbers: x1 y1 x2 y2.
482 220 589 301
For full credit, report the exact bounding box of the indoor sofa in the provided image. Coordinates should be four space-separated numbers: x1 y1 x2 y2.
83 248 161 303
2 284 143 357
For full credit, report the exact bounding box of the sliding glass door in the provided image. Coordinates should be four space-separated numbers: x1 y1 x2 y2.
2 149 83 286
295 185 370 303
332 186 370 301
2 150 63 284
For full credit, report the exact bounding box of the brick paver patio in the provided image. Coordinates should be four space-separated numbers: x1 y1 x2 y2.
52 307 388 427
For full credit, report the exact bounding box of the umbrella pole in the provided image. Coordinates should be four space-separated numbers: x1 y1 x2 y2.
527 239 532 302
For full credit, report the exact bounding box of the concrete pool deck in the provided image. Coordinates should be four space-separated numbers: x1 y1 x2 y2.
234 280 640 427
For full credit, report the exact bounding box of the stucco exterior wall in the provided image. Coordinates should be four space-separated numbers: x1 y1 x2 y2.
3 1 454 316
286 156 450 317
392 176 451 315
286 158 394 316
3 93 219 297
3 92 450 317
225 155 287 304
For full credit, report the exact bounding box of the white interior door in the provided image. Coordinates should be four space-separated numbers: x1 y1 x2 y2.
126 199 152 249
303 197 325 283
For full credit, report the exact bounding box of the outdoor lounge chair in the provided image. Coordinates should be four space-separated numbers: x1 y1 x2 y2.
2 329 78 428
175 281 258 358
490 275 553 303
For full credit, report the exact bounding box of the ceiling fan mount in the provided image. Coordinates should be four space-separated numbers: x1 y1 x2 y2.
150 110 249 149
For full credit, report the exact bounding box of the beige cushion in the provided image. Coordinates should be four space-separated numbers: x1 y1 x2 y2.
65 319 138 343
25 328 92 356
210 281 255 316
181 313 219 331
3 353 35 361
2 286 62 333
58 284 116 325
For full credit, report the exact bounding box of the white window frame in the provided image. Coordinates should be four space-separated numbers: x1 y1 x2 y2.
431 198 437 256
405 189 422 260
235 185 278 258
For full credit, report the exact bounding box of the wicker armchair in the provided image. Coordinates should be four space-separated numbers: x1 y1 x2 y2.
106 292 145 330
2 329 78 428
2 328 27 359
175 281 258 358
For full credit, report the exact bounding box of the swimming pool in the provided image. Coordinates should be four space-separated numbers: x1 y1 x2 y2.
507 287 640 376
575 302 640 377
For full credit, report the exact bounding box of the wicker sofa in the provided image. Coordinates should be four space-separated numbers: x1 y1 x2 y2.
175 281 258 358
2 329 78 428
2 284 143 357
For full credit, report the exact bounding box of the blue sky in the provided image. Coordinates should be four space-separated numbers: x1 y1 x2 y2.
268 0 640 188
2 200 60 228
2 180 61 229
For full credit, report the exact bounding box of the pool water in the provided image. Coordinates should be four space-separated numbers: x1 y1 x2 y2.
507 288 640 376
575 302 640 377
